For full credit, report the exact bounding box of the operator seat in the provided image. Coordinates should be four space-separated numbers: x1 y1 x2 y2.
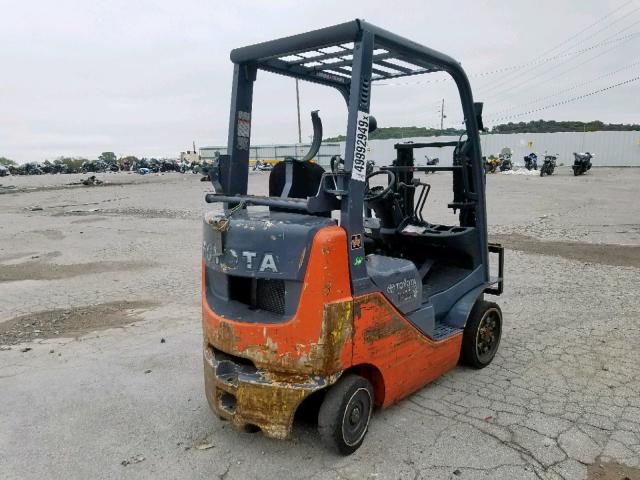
268 161 324 199
268 109 326 212
268 161 328 216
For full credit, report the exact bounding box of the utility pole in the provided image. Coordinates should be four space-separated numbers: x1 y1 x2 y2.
296 79 302 144
440 98 445 134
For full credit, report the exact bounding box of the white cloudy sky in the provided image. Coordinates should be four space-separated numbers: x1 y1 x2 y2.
1 0 638 162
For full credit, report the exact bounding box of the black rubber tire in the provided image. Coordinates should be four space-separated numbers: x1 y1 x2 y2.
318 374 374 455
461 300 502 369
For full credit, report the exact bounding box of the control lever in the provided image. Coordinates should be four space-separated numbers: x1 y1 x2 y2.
412 179 431 223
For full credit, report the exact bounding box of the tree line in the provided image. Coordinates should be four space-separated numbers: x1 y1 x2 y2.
489 120 640 134
323 120 639 141
324 126 466 142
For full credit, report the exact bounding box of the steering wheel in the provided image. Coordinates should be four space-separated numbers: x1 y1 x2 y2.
364 170 396 202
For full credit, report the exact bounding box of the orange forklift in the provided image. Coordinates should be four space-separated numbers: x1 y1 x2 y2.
202 19 504 454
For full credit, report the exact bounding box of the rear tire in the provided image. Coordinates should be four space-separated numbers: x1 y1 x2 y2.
318 374 374 455
461 300 502 369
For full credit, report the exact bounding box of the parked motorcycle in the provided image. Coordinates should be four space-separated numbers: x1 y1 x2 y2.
425 155 440 167
252 160 273 171
484 156 500 174
499 155 513 172
498 147 513 172
524 153 538 171
540 154 557 177
422 155 439 174
572 152 593 176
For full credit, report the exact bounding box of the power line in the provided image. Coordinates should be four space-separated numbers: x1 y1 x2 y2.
487 60 640 117
477 0 638 92
549 3 640 57
479 13 640 101
483 29 639 104
485 75 640 124
533 0 635 57
489 30 639 92
374 32 637 88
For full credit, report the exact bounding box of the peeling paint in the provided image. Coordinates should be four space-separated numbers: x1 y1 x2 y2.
202 225 352 438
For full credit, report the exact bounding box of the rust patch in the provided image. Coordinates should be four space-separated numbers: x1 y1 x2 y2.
352 292 462 407
203 349 330 440
235 382 308 438
361 296 405 343
363 314 405 343
202 225 352 376
316 300 353 372
216 300 353 377
213 320 239 351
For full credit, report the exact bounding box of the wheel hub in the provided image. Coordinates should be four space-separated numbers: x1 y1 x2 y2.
341 388 372 447
476 310 500 362
350 406 361 424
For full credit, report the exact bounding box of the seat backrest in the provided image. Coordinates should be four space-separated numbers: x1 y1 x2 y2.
268 161 324 199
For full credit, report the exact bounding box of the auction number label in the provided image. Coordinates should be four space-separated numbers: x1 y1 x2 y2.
351 111 369 182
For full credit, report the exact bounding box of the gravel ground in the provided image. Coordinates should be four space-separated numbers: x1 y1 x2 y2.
1 168 639 480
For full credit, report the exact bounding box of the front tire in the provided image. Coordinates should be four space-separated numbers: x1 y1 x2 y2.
461 300 502 369
318 374 374 455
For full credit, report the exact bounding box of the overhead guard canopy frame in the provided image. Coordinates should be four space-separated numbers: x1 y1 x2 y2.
229 19 464 98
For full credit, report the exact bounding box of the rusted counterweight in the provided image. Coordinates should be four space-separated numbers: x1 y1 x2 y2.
203 345 334 439
202 226 354 437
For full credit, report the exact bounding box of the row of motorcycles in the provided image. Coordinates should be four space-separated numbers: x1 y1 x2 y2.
523 152 594 176
484 148 514 173
523 153 557 176
484 148 594 177
0 158 212 177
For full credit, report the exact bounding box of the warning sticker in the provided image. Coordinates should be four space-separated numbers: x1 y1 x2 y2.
351 110 369 182
237 111 251 150
350 234 362 250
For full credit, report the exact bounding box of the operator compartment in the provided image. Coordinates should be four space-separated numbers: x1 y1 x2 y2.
203 210 336 323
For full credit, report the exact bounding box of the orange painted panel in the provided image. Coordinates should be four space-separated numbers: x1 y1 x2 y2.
202 225 353 376
352 293 462 407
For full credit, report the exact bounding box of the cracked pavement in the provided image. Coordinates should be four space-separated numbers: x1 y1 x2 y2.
1 169 639 480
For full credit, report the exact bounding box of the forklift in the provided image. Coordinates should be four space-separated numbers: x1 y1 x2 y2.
202 19 504 454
